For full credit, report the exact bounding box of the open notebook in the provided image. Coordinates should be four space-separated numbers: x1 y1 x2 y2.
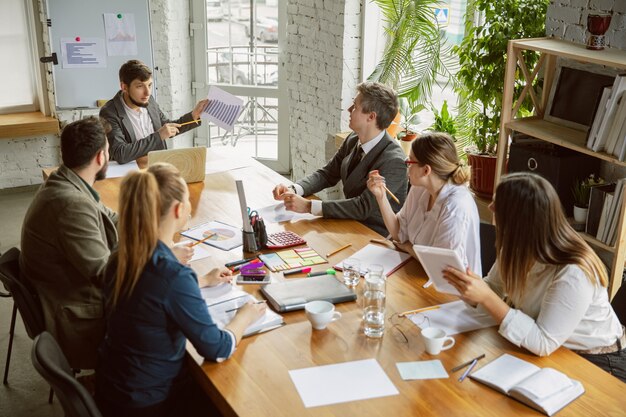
334 244 411 277
470 354 584 416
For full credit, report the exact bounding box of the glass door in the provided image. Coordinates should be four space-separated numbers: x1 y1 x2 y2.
191 0 289 173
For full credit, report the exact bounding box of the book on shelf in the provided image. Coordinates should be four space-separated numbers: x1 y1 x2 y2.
604 92 626 156
617 121 626 161
470 354 584 416
587 86 613 149
604 178 626 245
596 193 614 242
592 74 626 152
586 183 616 237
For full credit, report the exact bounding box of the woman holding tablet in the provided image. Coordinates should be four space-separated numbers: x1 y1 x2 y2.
367 132 481 276
96 163 266 416
443 172 625 382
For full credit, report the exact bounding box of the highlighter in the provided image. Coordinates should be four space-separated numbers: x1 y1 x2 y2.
307 268 337 277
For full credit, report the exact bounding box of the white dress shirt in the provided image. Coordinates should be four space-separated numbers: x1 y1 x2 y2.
397 182 482 276
122 100 155 140
485 262 623 356
293 130 386 216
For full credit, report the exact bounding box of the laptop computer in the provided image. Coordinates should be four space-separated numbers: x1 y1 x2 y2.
147 147 206 183
260 275 357 312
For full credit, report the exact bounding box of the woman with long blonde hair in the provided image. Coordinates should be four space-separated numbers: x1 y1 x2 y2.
444 172 625 381
367 132 481 276
96 163 265 416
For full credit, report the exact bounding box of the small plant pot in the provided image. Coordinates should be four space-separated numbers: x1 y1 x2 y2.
573 205 588 223
399 132 417 155
467 153 498 198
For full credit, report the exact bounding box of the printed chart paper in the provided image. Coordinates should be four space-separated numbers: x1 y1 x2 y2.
289 359 399 408
103 13 138 56
255 203 319 223
201 86 244 131
60 38 106 68
181 221 242 251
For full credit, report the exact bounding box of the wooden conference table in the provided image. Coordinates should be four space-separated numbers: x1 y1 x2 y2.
94 149 626 417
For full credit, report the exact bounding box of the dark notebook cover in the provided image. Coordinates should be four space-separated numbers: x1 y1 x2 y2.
260 275 357 312
586 183 616 236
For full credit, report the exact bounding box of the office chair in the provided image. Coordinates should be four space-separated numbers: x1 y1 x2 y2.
0 247 54 403
479 221 497 277
611 274 626 324
32 332 102 417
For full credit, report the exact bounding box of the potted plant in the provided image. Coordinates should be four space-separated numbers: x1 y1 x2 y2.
572 174 604 223
428 100 457 137
454 0 549 197
396 97 423 153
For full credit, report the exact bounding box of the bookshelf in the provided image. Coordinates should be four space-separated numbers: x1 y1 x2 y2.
496 37 626 299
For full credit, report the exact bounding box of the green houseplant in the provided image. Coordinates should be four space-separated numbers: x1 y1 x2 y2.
454 0 549 197
428 100 457 138
572 174 604 223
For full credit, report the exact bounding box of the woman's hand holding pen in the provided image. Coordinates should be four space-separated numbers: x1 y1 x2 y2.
199 267 233 288
171 242 194 265
367 170 387 201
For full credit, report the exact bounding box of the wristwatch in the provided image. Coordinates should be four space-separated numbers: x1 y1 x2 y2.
288 184 297 194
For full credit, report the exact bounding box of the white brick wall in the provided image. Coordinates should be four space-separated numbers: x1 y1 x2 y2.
286 0 362 199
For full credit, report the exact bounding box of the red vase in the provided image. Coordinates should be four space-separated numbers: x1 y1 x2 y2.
467 153 498 198
587 14 612 50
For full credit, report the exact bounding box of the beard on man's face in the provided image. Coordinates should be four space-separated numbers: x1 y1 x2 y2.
129 94 149 108
95 160 108 181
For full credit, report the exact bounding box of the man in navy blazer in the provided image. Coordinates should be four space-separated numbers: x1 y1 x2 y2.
272 82 408 236
100 60 207 164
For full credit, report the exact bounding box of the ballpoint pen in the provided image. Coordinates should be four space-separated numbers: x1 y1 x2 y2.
225 300 267 313
225 257 257 268
451 354 486 373
458 358 479 382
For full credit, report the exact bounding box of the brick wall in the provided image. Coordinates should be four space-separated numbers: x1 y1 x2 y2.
286 0 361 199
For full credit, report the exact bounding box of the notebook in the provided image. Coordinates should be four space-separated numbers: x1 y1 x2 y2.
260 275 357 312
334 244 411 277
470 354 585 416
413 245 464 296
147 147 207 183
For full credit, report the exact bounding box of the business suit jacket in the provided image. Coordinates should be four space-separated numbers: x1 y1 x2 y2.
99 91 200 164
20 165 118 369
297 132 408 236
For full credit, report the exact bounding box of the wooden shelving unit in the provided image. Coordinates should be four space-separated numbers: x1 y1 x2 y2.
496 37 626 299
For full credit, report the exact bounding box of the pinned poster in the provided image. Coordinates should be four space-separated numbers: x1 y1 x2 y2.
60 38 107 69
103 13 138 56
201 86 244 131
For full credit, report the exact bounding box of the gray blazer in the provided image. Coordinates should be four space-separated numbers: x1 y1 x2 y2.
20 165 118 369
298 132 408 236
99 91 200 164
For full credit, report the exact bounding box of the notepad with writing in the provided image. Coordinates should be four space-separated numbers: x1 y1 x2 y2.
470 354 584 416
334 244 411 277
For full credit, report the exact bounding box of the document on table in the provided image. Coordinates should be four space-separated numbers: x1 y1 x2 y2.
201 86 244 131
409 300 497 335
396 360 449 380
288 358 398 408
106 160 139 178
255 203 319 223
334 244 411 277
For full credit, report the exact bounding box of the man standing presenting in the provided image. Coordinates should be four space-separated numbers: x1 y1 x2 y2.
272 82 408 236
21 117 116 370
100 60 208 164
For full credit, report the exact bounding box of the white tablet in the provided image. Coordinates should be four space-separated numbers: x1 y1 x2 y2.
413 245 464 296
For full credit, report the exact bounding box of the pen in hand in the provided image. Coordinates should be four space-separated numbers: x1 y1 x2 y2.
225 300 267 313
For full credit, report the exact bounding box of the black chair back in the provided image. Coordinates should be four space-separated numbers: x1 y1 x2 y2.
480 222 497 277
32 332 102 417
0 248 45 339
611 275 626 324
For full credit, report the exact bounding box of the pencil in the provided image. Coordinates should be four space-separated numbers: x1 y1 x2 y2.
450 354 486 373
326 243 352 258
370 238 390 246
190 232 214 247
179 119 201 127
383 185 400 204
398 305 440 317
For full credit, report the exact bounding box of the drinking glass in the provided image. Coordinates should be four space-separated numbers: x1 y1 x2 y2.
342 258 361 287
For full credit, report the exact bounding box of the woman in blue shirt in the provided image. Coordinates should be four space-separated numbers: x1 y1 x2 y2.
96 163 265 416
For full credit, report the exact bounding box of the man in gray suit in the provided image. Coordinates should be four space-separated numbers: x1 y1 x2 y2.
20 117 117 369
100 60 208 164
272 82 408 236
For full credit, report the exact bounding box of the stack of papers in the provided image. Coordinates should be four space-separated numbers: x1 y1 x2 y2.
409 300 497 335
334 244 411 277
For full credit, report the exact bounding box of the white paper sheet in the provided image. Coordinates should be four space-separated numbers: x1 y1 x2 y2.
106 160 139 178
181 221 243 251
288 358 399 408
396 360 449 380
103 13 138 56
201 86 244 131
334 244 411 277
255 203 319 223
60 38 106 68
409 300 497 335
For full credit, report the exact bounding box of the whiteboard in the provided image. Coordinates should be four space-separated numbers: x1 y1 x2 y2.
47 0 154 109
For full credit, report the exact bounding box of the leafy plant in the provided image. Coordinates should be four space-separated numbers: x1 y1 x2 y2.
368 0 457 108
428 100 457 137
454 0 549 155
572 175 604 208
398 97 424 136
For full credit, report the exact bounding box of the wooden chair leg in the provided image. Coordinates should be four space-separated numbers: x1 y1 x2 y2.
3 303 17 385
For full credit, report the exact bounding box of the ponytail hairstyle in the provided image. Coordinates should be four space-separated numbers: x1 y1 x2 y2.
112 162 186 306
411 132 470 185
494 173 608 306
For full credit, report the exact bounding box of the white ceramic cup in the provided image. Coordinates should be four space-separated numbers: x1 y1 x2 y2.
421 326 455 355
305 300 342 330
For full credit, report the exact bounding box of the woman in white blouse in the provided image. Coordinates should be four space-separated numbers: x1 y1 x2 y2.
367 132 481 276
444 172 625 382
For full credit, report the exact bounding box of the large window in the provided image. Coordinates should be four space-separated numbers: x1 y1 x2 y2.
0 0 42 114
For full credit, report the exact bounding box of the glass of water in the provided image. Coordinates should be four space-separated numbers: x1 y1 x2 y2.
363 264 385 338
342 258 361 287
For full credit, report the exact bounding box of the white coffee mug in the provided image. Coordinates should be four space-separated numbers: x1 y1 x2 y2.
421 326 455 355
305 300 342 330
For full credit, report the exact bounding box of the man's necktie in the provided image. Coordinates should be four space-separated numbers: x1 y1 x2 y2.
347 145 364 173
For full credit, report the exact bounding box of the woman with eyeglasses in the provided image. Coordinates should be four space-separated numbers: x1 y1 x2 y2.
443 173 625 382
367 132 481 276
96 163 266 417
